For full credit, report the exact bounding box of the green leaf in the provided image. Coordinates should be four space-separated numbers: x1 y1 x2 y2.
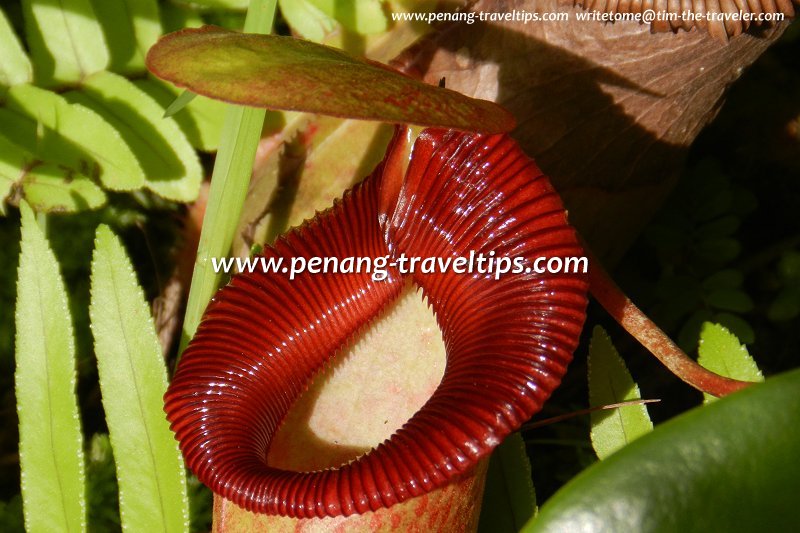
308 0 387 35
134 77 227 152
693 214 740 240
322 0 437 60
697 322 763 404
178 0 249 8
0 8 32 90
478 433 537 532
3 83 146 190
89 225 189 532
526 368 800 533
21 163 107 212
696 188 733 222
21 0 109 87
66 71 201 201
203 10 247 29
15 200 85 532
90 0 162 75
0 494 24 533
164 90 197 117
0 134 27 215
187 475 213 533
702 269 743 291
160 1 205 33
731 186 758 215
778 250 800 279
278 0 336 42
712 312 755 344
146 26 516 133
693 237 740 263
706 287 754 313
588 326 653 460
86 434 122 531
768 288 800 321
678 308 714 353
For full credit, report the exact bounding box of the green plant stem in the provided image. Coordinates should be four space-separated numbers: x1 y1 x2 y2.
179 0 277 353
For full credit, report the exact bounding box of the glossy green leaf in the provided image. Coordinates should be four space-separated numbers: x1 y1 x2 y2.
278 0 336 42
21 163 107 212
134 77 227 151
697 322 763 403
146 26 515 133
478 432 537 532
15 200 86 532
527 368 800 533
588 326 653 459
22 0 109 87
90 0 162 75
0 8 32 90
4 84 145 190
89 225 189 532
66 71 201 201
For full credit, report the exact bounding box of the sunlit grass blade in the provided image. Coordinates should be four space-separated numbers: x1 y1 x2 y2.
0 7 32 90
89 225 189 532
698 322 763 403
21 0 108 87
588 326 653 459
91 0 161 75
66 71 202 202
179 0 276 348
164 89 197 117
478 433 537 532
15 200 86 532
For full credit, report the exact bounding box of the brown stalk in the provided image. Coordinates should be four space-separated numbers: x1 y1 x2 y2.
585 244 753 397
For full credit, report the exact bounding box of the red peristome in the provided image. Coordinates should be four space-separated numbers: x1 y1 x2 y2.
164 128 589 518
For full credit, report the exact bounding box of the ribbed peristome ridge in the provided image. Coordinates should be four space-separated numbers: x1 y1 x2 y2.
164 128 589 518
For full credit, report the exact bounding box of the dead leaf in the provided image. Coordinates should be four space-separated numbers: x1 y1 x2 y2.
401 0 789 261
